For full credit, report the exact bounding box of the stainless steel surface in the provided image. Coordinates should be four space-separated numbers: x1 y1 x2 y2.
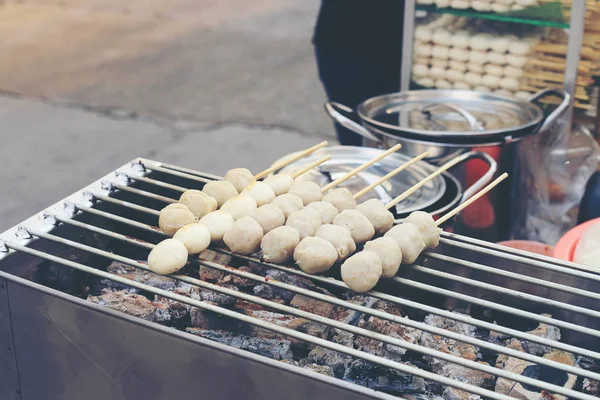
563 0 586 135
528 88 572 132
420 102 484 131
0 277 21 400
400 0 416 92
1 159 599 400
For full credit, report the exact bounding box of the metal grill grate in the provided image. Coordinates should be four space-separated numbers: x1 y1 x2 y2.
1 158 599 400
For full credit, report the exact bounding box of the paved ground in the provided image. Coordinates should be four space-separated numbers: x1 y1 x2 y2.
0 0 333 229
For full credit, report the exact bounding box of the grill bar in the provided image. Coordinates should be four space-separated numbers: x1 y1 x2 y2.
2 241 519 400
87 192 162 216
26 222 600 381
108 183 178 204
139 158 223 181
117 172 189 193
137 160 212 184
8 230 600 400
52 210 600 361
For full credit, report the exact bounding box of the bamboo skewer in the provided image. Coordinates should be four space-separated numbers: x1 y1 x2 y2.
436 173 509 226
385 155 464 210
352 151 431 199
290 156 332 179
254 141 328 179
320 144 402 193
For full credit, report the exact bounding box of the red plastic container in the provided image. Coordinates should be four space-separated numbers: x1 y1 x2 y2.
553 218 600 262
497 240 554 257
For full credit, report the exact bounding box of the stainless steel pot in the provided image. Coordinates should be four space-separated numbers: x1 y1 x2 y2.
324 88 571 241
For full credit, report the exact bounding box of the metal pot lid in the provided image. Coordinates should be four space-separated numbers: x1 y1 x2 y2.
271 146 446 215
358 90 544 144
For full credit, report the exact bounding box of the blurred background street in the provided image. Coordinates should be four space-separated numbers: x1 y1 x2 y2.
0 0 331 228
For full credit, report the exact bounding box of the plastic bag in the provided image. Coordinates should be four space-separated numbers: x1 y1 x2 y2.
514 123 600 244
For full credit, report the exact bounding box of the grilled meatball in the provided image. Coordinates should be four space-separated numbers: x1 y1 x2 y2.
355 198 395 235
224 168 255 193
271 193 304 219
158 203 196 237
315 224 356 261
333 210 375 244
250 204 285 234
148 239 188 275
306 201 339 224
173 223 211 255
384 223 425 265
288 181 323 205
285 208 322 240
223 216 264 255
241 181 276 207
404 211 441 248
220 195 258 220
261 226 300 263
293 237 338 274
202 180 238 208
179 190 217 219
341 251 383 293
263 174 295 196
199 211 234 242
322 188 357 212
364 237 402 278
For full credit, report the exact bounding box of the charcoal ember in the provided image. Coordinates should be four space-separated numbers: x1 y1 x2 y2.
578 356 600 396
522 317 561 356
247 259 269 275
304 363 335 377
442 387 481 400
199 285 239 306
185 328 293 360
290 294 335 318
343 359 426 395
153 296 190 325
247 310 329 345
252 284 283 301
355 315 422 361
280 359 300 367
331 296 377 326
496 338 526 369
35 247 93 296
583 378 600 396
307 347 352 378
101 262 177 292
433 362 495 390
189 307 232 330
404 394 444 400
332 331 355 348
199 265 224 283
219 266 255 288
199 249 233 266
88 290 170 323
233 299 266 312
495 350 577 400
265 270 335 296
420 313 479 368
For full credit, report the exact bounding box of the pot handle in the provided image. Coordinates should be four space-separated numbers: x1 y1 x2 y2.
453 151 498 202
527 88 571 133
421 103 485 132
324 102 382 143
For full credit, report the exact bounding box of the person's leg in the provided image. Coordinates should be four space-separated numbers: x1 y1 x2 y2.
315 46 400 146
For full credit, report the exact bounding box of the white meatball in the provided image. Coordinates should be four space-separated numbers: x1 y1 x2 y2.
449 60 467 72
158 203 196 237
404 211 442 249
514 91 531 100
250 204 285 234
241 181 276 207
261 226 300 264
173 223 211 254
450 31 470 49
466 63 484 74
315 224 356 261
511 4 524 10
223 216 264 255
453 82 471 90
199 211 234 242
490 37 511 53
341 251 383 293
431 59 448 69
414 41 432 57
504 66 523 78
435 79 452 89
484 64 504 76
288 181 323 206
429 66 446 80
435 0 450 7
179 190 217 219
469 34 491 51
286 208 322 240
413 64 429 78
322 188 357 212
355 198 395 235
445 69 464 83
148 239 188 275
450 0 469 9
482 74 500 89
415 26 432 42
272 193 304 219
263 174 295 196
494 89 513 97
464 72 482 86
220 195 258 220
431 45 450 60
473 85 491 93
471 0 492 11
499 77 520 91
306 201 339 224
506 54 527 67
224 168 255 193
449 48 469 62
491 3 510 12
384 223 426 265
486 52 507 65
293 237 338 274
333 210 375 244
364 237 402 278
416 78 435 88
202 180 238 208
432 29 451 46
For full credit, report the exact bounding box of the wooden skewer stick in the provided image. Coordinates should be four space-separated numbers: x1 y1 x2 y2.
435 173 508 226
290 156 332 179
352 151 431 199
254 141 328 180
321 144 402 193
385 155 465 210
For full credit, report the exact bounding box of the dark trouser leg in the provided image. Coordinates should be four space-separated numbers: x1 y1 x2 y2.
314 46 401 146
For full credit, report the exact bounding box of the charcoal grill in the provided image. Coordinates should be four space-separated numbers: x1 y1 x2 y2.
1 158 600 400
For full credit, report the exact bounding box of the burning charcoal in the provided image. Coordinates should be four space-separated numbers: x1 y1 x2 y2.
433 363 495 390
253 284 282 301
355 315 422 361
280 359 300 367
153 296 190 326
185 329 293 360
442 387 481 400
404 394 444 400
265 270 335 296
331 296 377 326
189 307 232 330
578 356 600 396
307 347 352 378
304 363 335 377
219 266 255 288
343 359 426 395
101 262 178 292
199 265 225 283
290 294 335 318
199 285 239 306
332 331 355 348
35 247 93 296
495 350 577 400
199 249 233 266
522 316 561 356
246 310 329 346
583 378 600 396
88 290 170 323
420 313 479 367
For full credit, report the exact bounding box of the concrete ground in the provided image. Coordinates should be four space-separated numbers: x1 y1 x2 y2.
0 0 333 229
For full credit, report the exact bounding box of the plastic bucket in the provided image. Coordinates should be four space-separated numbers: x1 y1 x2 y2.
497 240 555 257
553 218 600 262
